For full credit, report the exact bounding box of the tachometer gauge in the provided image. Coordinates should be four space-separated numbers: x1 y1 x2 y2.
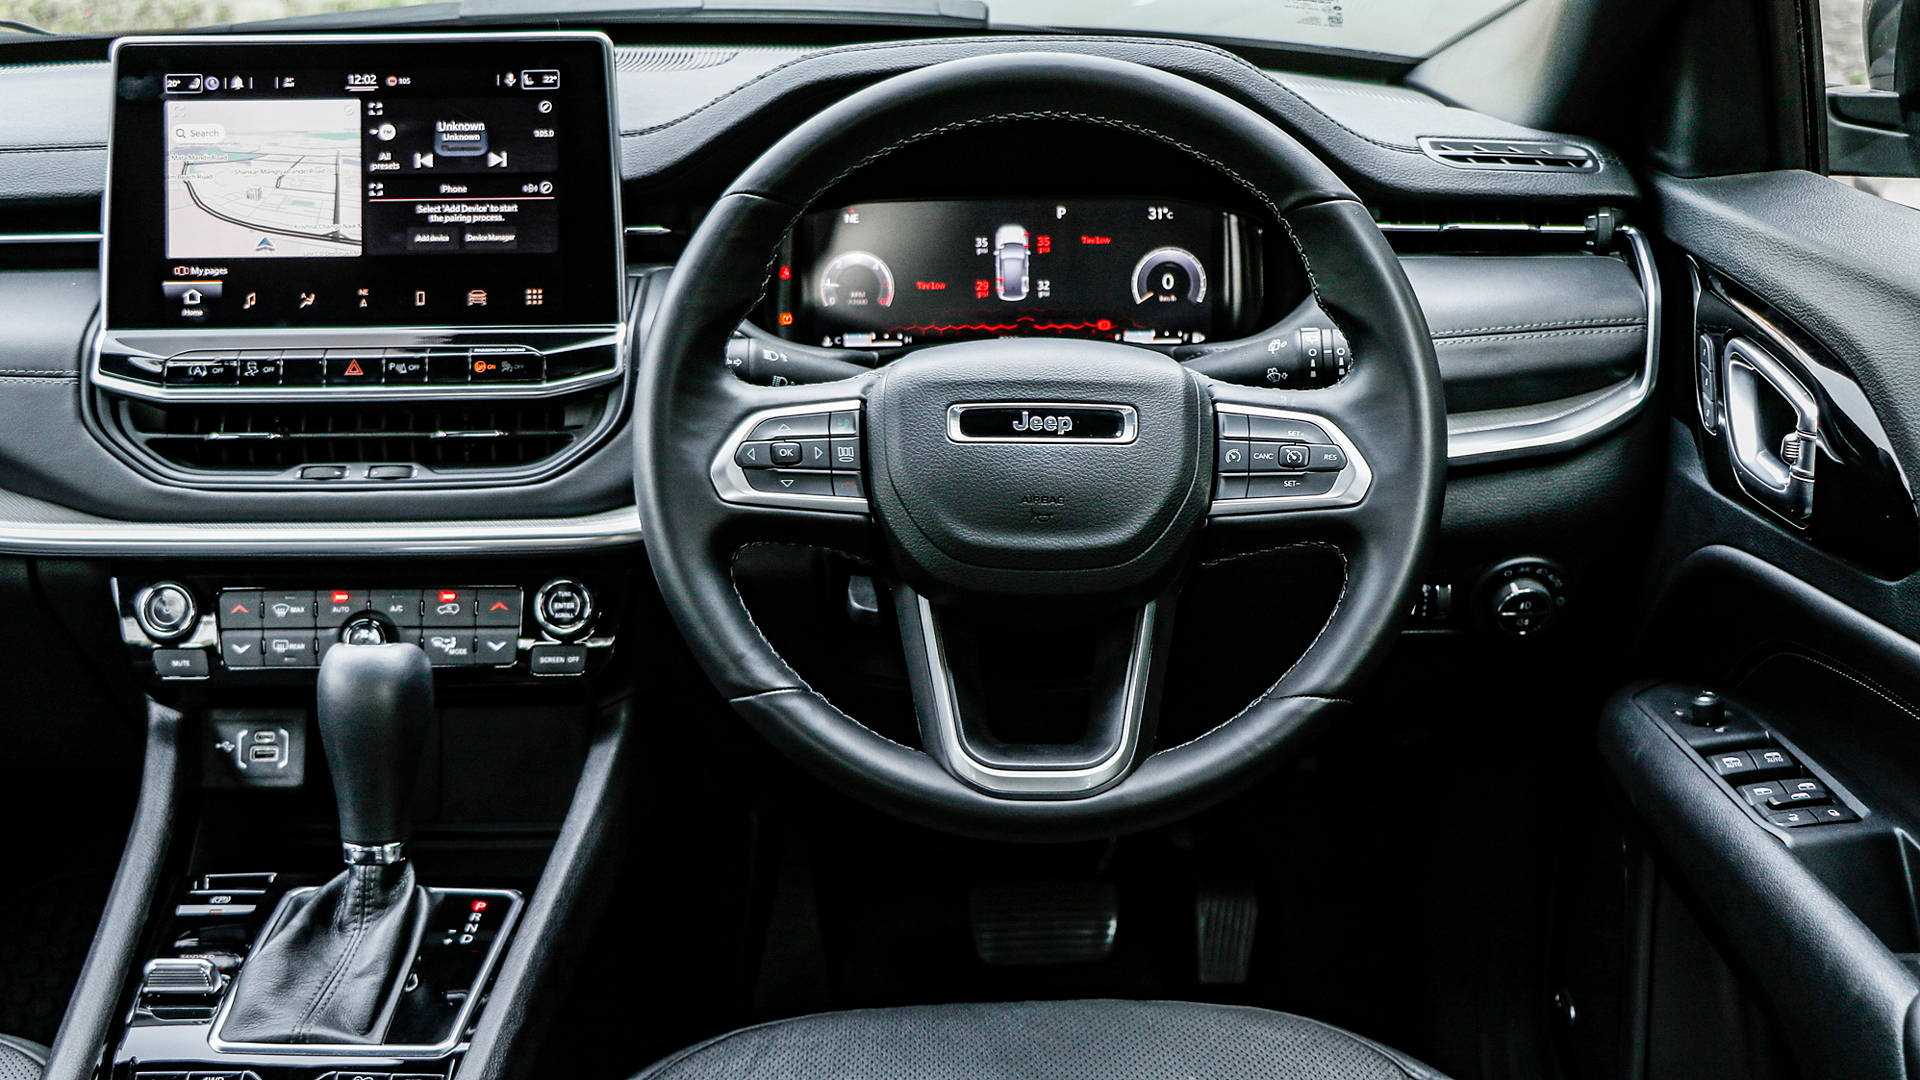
818 251 896 309
1132 246 1208 305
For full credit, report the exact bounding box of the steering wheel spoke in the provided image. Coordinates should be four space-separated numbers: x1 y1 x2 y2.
896 585 1172 798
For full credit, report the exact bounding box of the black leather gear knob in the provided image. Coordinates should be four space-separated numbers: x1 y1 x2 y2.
317 642 433 852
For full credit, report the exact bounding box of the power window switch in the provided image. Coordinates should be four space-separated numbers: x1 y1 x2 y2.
1766 807 1823 828
1811 804 1859 824
1737 780 1786 806
1765 789 1829 810
1710 751 1758 778
1750 746 1798 775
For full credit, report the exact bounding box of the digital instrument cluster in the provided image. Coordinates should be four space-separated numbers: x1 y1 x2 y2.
772 199 1254 348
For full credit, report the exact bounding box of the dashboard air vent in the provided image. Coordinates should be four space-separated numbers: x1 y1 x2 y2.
1417 137 1599 172
110 390 611 476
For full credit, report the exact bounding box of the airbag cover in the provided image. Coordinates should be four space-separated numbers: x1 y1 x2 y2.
866 339 1211 592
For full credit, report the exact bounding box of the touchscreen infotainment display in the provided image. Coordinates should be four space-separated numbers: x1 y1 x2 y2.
105 35 621 330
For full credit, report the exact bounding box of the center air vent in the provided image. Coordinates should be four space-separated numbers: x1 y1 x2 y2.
1417 137 1599 172
104 388 614 483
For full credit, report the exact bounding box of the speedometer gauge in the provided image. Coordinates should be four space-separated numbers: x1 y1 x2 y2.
1131 246 1208 305
818 251 896 309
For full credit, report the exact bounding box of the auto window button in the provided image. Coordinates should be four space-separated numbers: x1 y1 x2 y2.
1749 747 1798 775
1710 751 1757 778
1812 804 1859 824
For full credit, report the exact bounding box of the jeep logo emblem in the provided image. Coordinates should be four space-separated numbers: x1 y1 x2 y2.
1010 411 1073 435
946 403 1138 444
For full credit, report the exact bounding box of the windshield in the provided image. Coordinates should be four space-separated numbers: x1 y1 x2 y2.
1 0 1519 55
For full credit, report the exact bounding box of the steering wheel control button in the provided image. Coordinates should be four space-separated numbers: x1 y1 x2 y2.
1249 442 1284 471
529 644 588 676
832 474 866 498
1306 444 1347 471
220 632 263 668
735 442 772 468
1216 473 1248 499
748 469 834 496
136 582 198 641
262 591 318 628
770 442 804 466
1218 411 1248 438
475 588 523 628
534 579 594 639
1217 440 1249 472
1245 415 1330 444
830 410 860 435
750 412 833 441
1276 443 1311 470
830 437 862 470
1245 472 1338 499
153 649 210 679
797 438 832 468
423 589 475 626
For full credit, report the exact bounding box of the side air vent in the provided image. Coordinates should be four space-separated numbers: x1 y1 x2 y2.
1417 137 1600 172
106 389 614 481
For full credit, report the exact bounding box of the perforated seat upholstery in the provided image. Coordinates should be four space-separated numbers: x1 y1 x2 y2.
634 1000 1451 1080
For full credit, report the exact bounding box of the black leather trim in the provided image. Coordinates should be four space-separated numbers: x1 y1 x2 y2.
453 695 632 1080
1654 169 1920 484
42 701 179 1080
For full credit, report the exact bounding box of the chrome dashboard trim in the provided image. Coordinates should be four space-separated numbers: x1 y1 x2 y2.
0 231 102 245
0 504 642 556
1440 224 1660 465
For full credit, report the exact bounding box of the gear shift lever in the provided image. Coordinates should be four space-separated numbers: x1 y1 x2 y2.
220 643 434 1045
318 643 433 864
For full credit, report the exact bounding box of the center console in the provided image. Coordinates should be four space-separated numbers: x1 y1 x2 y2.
65 32 632 1080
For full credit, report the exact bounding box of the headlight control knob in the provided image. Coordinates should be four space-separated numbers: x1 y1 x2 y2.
134 582 198 642
1478 557 1568 638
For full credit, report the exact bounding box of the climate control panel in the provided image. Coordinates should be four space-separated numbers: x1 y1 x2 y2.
119 574 613 683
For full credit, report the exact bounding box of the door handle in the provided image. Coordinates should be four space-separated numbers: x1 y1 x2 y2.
1721 337 1819 527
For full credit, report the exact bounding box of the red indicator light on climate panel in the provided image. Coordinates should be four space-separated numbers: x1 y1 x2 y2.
439 590 460 603
331 591 352 604
778 265 792 280
471 899 488 912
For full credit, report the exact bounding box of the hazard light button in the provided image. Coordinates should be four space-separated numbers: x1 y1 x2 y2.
324 350 383 385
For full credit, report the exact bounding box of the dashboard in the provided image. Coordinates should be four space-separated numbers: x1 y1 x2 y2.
772 198 1256 348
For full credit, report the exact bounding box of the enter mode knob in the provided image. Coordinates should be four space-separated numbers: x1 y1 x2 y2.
1492 576 1555 636
534 579 594 640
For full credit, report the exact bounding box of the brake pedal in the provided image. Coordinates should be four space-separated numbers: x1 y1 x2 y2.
968 882 1118 966
1195 886 1258 984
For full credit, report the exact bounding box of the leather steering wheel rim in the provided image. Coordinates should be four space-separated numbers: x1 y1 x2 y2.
636 51 1445 841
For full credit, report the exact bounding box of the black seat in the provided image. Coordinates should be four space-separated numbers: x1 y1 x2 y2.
0 1034 47 1080
635 1000 1450 1080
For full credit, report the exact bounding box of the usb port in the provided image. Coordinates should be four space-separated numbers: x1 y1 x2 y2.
247 745 281 764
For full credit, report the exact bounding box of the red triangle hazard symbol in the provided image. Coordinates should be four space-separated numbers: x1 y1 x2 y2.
344 359 364 376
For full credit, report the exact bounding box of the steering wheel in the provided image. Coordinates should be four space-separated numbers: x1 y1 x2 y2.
636 52 1444 840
